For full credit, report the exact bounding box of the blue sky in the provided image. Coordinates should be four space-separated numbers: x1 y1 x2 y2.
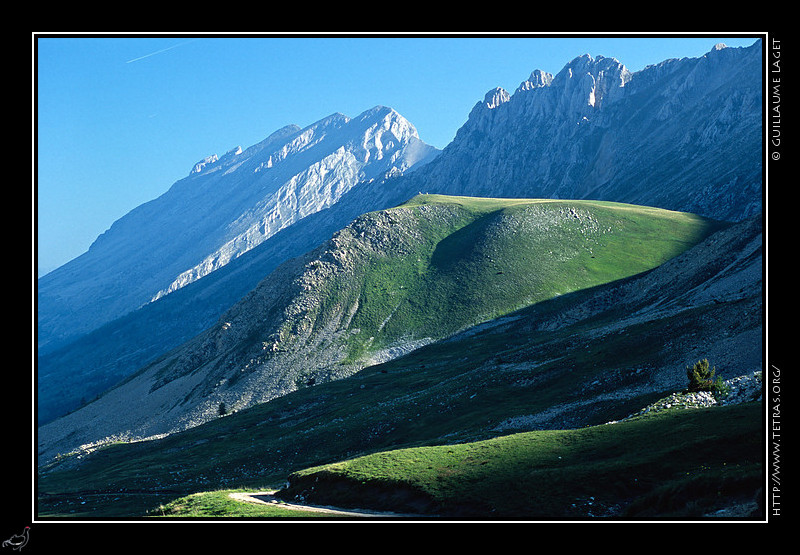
35 33 762 276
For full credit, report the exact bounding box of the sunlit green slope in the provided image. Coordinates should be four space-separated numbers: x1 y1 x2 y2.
332 194 723 362
280 402 762 519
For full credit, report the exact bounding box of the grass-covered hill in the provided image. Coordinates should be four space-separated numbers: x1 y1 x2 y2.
280 401 762 519
38 195 726 464
37 201 762 520
341 194 723 363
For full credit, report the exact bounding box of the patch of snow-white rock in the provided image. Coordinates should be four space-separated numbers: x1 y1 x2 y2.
623 370 763 420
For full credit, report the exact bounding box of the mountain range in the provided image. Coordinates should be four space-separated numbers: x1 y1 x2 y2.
36 39 763 471
37 106 439 354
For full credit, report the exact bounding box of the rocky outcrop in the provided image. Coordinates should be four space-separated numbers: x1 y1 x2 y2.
626 371 763 419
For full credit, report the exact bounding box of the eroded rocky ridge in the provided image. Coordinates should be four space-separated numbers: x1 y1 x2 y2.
409 41 762 222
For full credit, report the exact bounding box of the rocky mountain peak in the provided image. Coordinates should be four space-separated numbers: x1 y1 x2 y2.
552 53 631 112
483 87 512 110
459 52 634 139
190 154 219 175
412 39 760 222
516 69 554 93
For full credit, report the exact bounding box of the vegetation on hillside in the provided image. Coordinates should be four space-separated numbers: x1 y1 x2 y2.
36 196 759 521
686 359 729 398
278 402 762 519
324 195 724 363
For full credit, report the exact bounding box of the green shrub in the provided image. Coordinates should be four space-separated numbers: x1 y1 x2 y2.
686 359 725 395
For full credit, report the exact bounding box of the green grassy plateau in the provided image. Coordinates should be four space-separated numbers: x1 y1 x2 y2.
324 194 724 362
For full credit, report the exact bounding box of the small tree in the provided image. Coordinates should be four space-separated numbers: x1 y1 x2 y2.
218 401 227 417
686 359 725 395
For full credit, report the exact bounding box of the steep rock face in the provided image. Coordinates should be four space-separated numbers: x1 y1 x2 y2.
152 107 436 302
409 41 762 221
37 107 439 353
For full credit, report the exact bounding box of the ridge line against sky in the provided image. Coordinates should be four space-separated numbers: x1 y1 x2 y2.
35 33 763 276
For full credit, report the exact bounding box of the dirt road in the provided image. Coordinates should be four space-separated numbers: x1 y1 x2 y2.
228 491 424 518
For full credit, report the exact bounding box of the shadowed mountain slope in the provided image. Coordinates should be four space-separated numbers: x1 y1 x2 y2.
37 214 761 519
37 195 726 464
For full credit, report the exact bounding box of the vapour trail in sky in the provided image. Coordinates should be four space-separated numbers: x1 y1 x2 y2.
125 39 198 64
